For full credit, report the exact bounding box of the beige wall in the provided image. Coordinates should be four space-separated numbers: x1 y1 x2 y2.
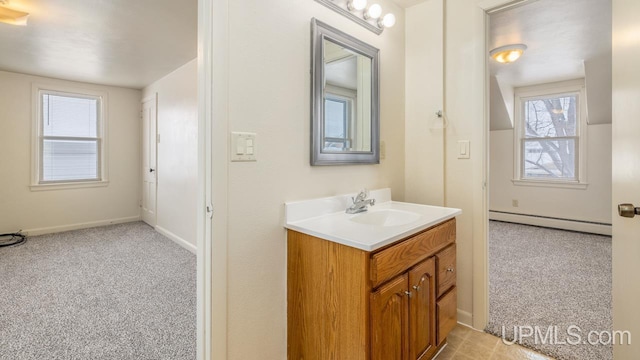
221 0 406 358
142 59 198 249
490 125 612 224
0 70 141 234
405 0 445 207
444 0 487 326
405 0 483 327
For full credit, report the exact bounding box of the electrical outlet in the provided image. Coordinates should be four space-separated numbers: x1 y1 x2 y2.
512 199 519 207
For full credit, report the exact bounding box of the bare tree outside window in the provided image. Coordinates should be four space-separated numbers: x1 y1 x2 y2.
522 94 578 180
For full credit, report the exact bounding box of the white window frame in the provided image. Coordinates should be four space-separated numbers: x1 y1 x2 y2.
324 84 357 151
512 79 588 189
31 83 109 191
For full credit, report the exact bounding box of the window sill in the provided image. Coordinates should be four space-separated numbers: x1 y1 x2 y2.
30 180 109 192
511 179 588 190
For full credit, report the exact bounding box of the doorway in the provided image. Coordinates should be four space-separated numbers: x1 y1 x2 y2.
485 0 612 359
0 0 211 358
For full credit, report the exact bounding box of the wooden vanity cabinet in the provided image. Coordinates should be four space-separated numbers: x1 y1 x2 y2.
288 218 457 360
371 257 437 360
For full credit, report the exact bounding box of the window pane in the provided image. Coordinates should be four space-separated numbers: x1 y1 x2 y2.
524 94 577 138
42 140 98 181
523 139 576 179
43 94 98 137
325 98 347 139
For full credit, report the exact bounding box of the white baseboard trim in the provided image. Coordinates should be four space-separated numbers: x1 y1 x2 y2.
155 225 197 254
489 211 612 236
23 216 141 236
457 309 473 327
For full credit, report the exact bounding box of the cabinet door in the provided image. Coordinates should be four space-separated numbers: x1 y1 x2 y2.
371 273 409 360
409 257 437 360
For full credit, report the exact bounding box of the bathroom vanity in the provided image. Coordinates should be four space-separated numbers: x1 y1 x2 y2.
285 189 461 360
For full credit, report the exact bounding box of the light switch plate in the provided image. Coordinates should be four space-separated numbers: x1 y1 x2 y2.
230 132 257 162
458 140 470 159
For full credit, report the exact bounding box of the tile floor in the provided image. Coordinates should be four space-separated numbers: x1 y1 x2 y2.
435 324 555 360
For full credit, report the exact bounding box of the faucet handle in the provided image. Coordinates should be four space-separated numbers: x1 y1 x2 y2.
356 189 369 201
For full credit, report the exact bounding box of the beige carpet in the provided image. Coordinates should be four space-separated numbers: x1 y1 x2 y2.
486 221 612 360
0 222 196 360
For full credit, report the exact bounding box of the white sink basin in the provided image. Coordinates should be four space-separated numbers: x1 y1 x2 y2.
284 188 462 251
349 209 421 227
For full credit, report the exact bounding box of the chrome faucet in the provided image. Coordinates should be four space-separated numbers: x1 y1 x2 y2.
346 189 376 214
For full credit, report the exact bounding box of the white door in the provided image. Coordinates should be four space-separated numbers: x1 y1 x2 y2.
141 95 157 226
612 0 640 357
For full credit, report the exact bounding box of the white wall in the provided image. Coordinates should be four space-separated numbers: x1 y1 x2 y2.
444 0 487 327
405 0 445 206
218 1 406 358
405 0 484 327
490 125 612 224
0 71 141 234
142 59 198 249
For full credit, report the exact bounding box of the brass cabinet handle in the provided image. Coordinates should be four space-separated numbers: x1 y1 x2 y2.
446 267 455 273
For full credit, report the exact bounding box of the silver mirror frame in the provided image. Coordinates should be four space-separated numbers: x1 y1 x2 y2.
311 18 380 166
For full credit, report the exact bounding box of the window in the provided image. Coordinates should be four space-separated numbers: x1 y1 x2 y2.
32 84 108 190
324 93 353 150
513 80 587 188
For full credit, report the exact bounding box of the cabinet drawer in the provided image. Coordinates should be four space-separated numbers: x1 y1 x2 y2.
370 219 456 288
436 287 457 346
436 244 456 298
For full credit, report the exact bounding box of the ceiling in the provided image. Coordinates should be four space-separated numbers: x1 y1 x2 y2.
0 0 197 89
490 0 611 88
489 0 612 129
388 0 427 8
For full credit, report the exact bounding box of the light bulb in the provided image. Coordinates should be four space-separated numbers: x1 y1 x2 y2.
348 0 367 11
365 4 382 20
379 13 396 28
490 44 527 64
506 50 521 62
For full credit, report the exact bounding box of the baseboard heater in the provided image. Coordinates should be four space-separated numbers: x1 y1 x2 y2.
489 210 612 236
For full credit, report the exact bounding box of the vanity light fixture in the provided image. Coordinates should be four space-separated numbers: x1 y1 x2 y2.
314 0 395 35
347 0 367 11
490 44 527 63
0 0 29 26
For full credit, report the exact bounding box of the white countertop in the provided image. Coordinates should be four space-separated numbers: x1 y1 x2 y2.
284 189 462 251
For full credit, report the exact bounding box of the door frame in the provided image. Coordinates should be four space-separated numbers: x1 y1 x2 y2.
472 0 525 331
197 0 228 359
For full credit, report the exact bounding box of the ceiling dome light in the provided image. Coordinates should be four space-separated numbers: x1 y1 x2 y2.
347 0 367 11
0 0 29 26
490 44 527 64
364 4 382 20
379 13 396 28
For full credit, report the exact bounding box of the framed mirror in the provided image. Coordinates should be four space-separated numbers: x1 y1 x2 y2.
311 18 380 165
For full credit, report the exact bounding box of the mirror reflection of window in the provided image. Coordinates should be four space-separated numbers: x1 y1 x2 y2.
323 39 372 153
324 95 352 150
